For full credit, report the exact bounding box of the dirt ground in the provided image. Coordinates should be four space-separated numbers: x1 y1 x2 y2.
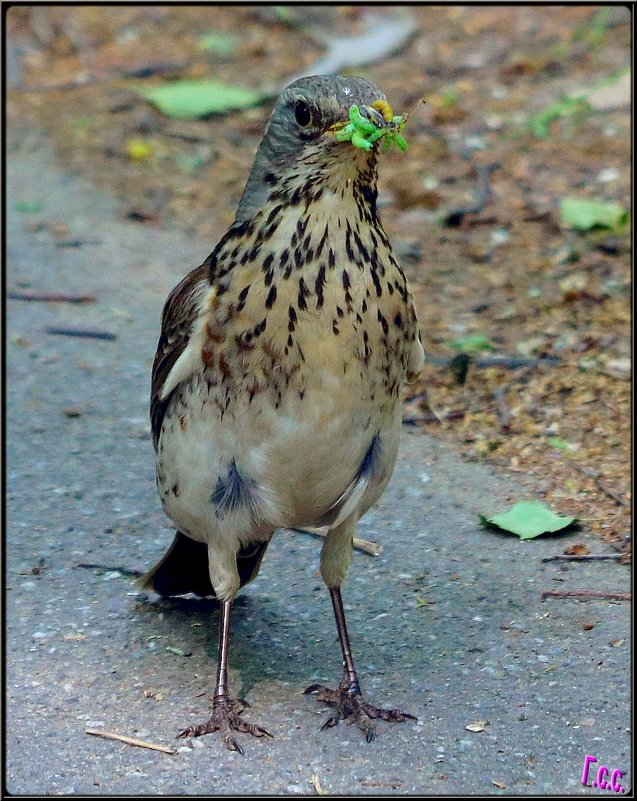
5 5 631 555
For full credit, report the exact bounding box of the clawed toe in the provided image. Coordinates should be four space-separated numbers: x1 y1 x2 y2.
305 683 416 741
177 697 272 753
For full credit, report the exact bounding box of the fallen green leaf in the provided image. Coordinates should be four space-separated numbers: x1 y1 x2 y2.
197 31 236 57
529 96 590 139
448 334 494 353
439 88 459 108
136 80 262 120
273 5 296 23
560 197 628 231
480 500 577 540
574 7 611 47
547 436 578 452
176 153 209 175
14 201 44 212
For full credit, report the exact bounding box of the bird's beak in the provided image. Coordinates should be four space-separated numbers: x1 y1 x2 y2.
368 99 396 125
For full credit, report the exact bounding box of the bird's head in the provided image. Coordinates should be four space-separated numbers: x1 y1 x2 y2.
236 75 403 224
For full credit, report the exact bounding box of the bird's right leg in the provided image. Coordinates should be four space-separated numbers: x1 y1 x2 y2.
305 517 416 741
177 543 272 753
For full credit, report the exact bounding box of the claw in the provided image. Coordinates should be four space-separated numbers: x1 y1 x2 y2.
305 682 415 740
223 733 244 755
177 697 272 752
320 715 339 731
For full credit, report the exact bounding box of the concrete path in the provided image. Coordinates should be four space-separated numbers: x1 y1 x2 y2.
5 131 631 795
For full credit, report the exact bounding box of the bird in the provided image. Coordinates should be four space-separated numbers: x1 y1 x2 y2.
138 73 425 753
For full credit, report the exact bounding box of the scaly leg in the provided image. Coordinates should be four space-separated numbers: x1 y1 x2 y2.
305 587 416 742
177 598 272 754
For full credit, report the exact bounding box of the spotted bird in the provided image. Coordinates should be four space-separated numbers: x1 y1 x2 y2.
139 74 425 753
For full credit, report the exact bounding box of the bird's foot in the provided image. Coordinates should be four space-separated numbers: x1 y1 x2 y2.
177 696 272 754
304 681 416 742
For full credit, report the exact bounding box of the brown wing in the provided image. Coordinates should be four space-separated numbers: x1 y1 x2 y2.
150 259 211 450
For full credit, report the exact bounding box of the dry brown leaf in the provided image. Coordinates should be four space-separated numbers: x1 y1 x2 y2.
564 544 590 556
466 720 488 732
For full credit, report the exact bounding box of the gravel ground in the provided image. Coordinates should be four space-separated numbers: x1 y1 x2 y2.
5 132 631 795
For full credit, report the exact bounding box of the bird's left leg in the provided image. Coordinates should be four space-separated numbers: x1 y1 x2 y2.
177 541 272 753
304 517 416 741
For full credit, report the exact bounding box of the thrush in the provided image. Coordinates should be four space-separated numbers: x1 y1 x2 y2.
139 74 425 753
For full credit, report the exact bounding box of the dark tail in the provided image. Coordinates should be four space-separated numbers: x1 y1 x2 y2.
137 531 270 598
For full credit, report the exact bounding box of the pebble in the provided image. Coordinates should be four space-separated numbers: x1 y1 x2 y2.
490 228 510 245
598 167 619 182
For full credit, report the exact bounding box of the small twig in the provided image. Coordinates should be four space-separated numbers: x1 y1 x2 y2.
421 350 560 370
86 728 176 755
541 590 631 602
404 386 445 421
570 463 627 506
8 291 96 304
542 554 623 563
403 409 466 426
76 562 143 578
45 327 117 341
16 59 191 93
55 238 102 248
474 354 561 369
290 527 382 557
361 781 404 789
309 774 328 796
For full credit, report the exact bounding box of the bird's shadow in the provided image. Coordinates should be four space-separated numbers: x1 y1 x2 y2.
132 589 333 695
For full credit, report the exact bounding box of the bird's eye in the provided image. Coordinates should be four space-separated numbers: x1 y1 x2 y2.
294 100 313 127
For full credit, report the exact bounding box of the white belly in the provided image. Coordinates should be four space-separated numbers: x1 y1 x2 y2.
156 366 401 544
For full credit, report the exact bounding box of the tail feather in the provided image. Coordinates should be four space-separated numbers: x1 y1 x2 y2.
137 531 269 598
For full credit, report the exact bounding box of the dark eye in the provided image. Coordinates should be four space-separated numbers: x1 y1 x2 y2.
294 100 313 127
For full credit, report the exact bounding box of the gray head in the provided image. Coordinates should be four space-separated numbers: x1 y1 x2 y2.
236 75 390 223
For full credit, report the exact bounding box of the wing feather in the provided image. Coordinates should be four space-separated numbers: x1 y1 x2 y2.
150 260 210 450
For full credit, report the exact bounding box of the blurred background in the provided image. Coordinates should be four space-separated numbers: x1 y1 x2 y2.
6 4 631 555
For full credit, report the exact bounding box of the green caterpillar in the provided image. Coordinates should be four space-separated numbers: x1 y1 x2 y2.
335 103 408 153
